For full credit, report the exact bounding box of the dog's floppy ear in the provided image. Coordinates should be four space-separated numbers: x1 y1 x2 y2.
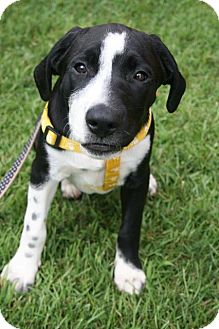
34 27 82 101
150 35 186 113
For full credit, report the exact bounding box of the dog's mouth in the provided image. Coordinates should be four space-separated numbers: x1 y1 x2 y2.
82 143 121 154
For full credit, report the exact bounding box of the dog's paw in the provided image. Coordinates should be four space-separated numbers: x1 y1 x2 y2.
1 254 38 293
114 255 146 295
61 179 82 200
149 173 157 197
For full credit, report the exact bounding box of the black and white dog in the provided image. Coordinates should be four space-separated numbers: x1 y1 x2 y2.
1 23 185 294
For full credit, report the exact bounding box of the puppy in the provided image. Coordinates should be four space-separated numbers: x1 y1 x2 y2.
1 23 185 294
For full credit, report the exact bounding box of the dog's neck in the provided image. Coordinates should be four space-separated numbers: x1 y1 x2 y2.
41 102 152 158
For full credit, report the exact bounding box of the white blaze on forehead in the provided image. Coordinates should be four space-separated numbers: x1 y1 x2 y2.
68 32 126 142
98 32 126 79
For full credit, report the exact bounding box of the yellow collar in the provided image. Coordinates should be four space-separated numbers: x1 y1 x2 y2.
41 102 152 191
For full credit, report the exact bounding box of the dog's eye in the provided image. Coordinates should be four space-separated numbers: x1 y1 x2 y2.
134 71 147 81
74 63 87 74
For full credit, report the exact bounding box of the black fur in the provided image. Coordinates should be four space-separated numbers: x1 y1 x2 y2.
34 24 186 149
33 23 185 283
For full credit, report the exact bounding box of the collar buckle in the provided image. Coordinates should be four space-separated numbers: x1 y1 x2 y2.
44 125 62 149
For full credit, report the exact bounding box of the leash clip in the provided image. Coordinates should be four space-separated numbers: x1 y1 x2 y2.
44 125 62 149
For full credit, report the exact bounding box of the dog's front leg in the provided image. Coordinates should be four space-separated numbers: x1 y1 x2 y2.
114 163 150 295
1 179 58 292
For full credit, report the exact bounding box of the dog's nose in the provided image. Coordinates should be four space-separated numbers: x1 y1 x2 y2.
86 105 118 138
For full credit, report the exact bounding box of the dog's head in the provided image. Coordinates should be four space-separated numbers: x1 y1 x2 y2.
34 24 186 156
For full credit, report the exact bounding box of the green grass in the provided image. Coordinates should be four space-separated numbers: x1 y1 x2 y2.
0 0 218 328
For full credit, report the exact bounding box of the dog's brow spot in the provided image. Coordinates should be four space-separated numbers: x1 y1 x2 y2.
25 252 33 258
32 236 38 241
32 213 38 220
26 224 30 232
28 243 35 249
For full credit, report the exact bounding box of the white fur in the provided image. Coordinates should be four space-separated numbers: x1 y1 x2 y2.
46 134 151 194
2 133 151 293
149 173 157 196
114 248 146 294
68 32 126 143
61 178 82 199
1 31 154 293
1 181 58 292
55 31 150 194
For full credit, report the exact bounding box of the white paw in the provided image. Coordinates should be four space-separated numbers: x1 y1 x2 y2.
61 179 82 199
114 252 146 295
149 173 157 196
1 253 39 292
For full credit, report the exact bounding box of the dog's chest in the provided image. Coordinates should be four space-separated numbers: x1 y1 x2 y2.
46 135 150 194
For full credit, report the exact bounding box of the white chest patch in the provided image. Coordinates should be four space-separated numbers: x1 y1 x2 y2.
46 135 150 194
68 32 126 143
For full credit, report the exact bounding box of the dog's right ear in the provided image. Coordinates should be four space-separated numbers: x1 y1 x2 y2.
34 27 82 101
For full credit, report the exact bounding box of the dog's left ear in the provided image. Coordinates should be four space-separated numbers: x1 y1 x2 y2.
150 35 186 113
34 27 82 101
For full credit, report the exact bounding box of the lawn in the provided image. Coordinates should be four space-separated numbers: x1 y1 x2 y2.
0 0 218 328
